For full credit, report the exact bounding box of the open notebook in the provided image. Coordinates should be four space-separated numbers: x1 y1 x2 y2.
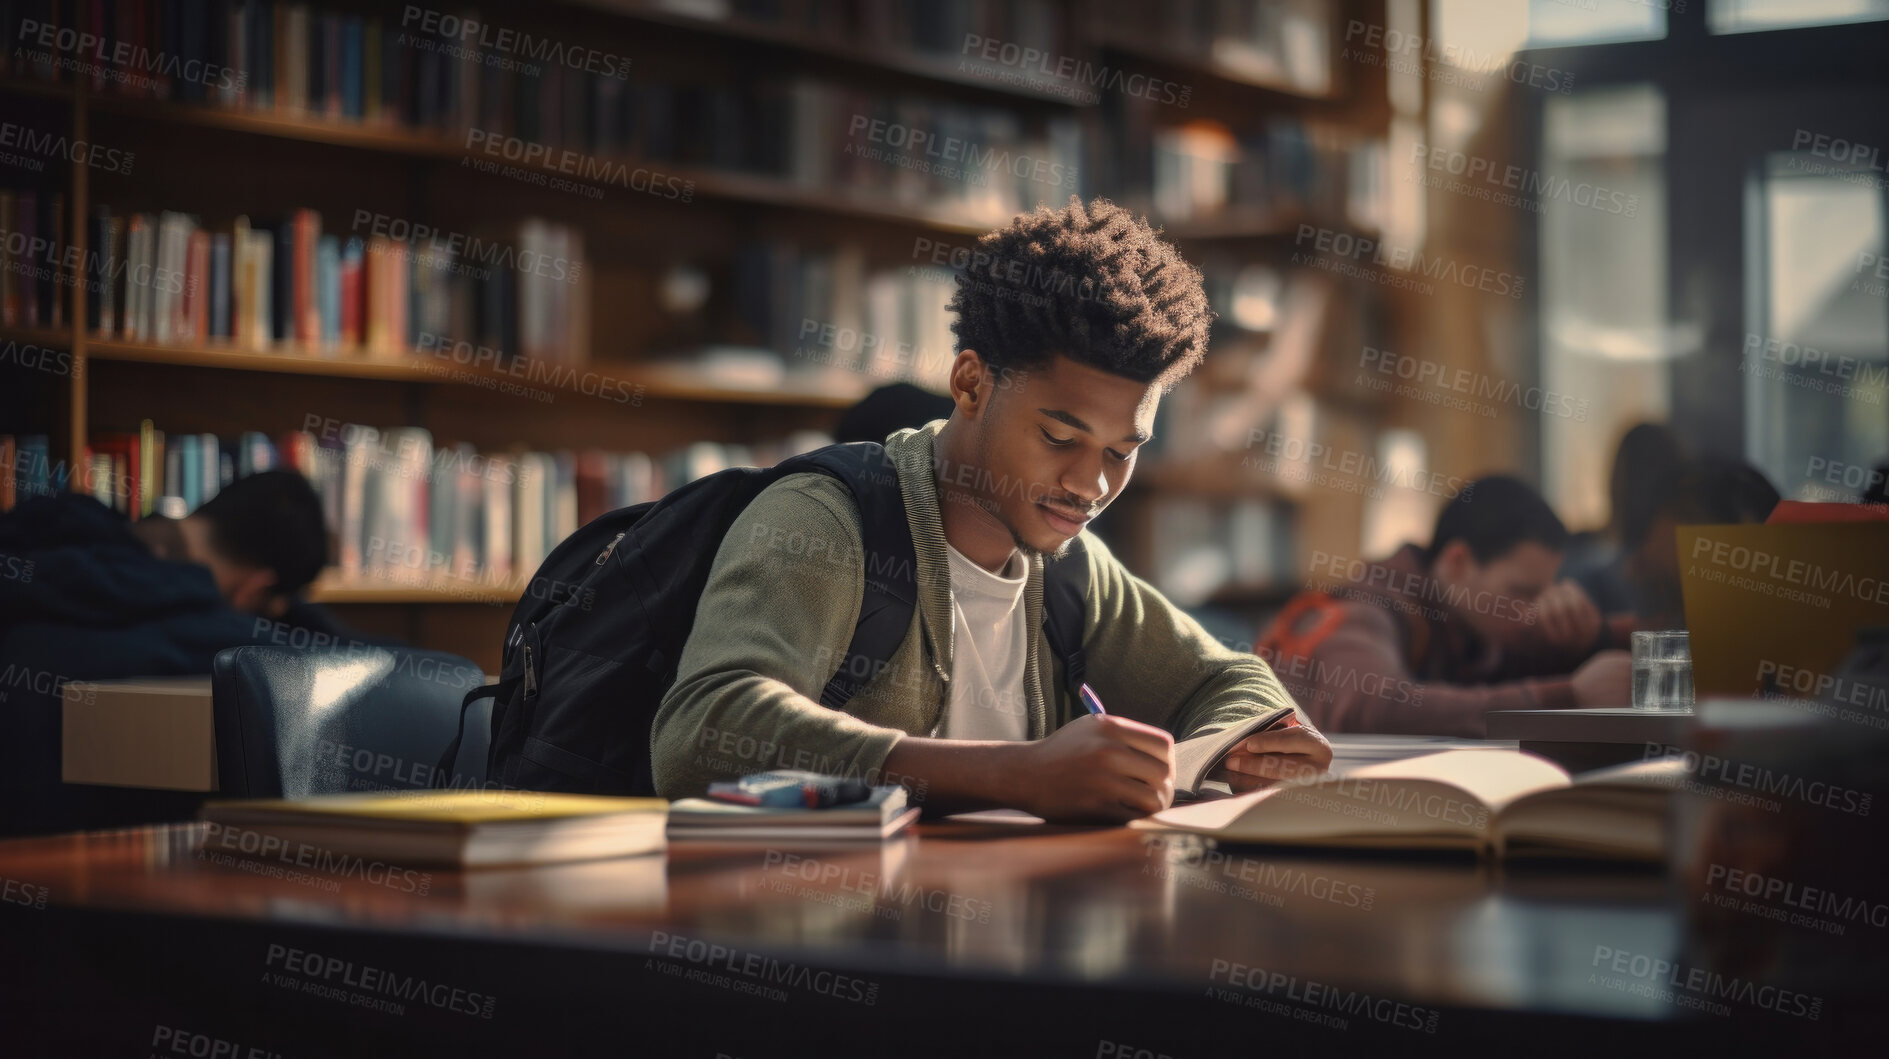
1132 750 1685 861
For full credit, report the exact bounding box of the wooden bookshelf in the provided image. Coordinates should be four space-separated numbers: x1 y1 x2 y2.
0 0 1401 672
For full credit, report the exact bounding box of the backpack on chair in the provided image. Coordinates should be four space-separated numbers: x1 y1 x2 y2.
437 441 1090 796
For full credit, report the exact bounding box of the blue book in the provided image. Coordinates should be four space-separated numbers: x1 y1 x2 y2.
341 16 363 119
17 436 52 499
177 434 200 511
317 235 341 348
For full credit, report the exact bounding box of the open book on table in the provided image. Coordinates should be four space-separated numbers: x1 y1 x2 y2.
1133 750 1685 862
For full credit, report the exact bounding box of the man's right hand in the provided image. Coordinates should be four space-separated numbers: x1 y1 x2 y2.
1013 714 1174 822
1571 649 1632 706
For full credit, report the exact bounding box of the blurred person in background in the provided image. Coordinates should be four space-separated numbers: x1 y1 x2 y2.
834 382 955 445
1581 458 1779 630
1256 476 1632 737
0 471 385 834
1559 422 1686 614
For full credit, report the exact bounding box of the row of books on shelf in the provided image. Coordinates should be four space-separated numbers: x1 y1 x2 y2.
0 187 68 329
67 421 833 585
0 3 1085 225
737 240 956 387
0 435 55 510
1097 0 1334 95
1141 117 1387 230
2 195 588 361
685 0 1067 58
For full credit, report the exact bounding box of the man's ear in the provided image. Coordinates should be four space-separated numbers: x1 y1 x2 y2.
226 566 280 616
1432 540 1475 583
948 349 991 418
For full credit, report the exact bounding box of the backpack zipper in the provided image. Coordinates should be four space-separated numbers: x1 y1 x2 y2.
596 531 627 565
522 643 537 698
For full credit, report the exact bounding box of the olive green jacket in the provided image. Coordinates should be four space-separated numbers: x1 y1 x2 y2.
650 419 1302 798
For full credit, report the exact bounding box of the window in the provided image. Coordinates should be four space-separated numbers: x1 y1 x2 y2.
1711 0 1889 34
1538 86 1670 528
1745 155 1889 500
1525 0 1667 47
1431 0 1665 55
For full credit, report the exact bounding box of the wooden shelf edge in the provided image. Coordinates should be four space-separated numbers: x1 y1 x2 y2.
45 336 867 408
581 2 1090 107
307 570 524 605
81 94 1006 234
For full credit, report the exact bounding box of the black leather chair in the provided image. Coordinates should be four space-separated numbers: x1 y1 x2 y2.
211 645 490 798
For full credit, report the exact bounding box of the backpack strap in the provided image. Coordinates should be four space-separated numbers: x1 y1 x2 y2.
433 673 520 788
803 442 1094 712
796 444 919 711
1041 536 1090 699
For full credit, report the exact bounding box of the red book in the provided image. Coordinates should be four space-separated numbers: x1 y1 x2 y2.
340 246 363 347
293 208 321 347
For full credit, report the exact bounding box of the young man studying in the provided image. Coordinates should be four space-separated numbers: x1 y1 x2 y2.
651 197 1329 821
1256 476 1635 738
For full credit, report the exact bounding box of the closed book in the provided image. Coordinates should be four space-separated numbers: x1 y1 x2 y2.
0 436 14 510
200 791 669 868
86 206 114 333
340 15 362 119
176 433 199 509
270 219 294 342
339 237 363 346
40 190 64 326
152 211 192 343
139 418 158 516
15 191 36 327
0 191 15 325
316 234 340 350
18 437 52 499
667 785 918 843
293 207 321 346
198 432 221 503
208 232 231 337
184 227 210 341
482 457 513 580
244 227 273 349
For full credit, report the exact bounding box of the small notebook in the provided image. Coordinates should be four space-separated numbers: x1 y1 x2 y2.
1133 751 1685 861
1173 706 1300 798
667 785 917 842
200 790 668 868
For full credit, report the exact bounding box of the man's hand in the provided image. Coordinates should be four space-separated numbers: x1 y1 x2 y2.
1532 579 1602 653
1571 649 1632 706
1208 722 1333 793
1011 714 1174 823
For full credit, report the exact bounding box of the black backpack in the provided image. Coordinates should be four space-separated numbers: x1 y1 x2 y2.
437 441 1090 796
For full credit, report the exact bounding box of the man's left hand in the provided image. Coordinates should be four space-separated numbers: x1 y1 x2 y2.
1208 722 1333 793
1532 579 1602 653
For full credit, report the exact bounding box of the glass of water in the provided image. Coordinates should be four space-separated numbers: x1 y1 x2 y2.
1632 630 1695 711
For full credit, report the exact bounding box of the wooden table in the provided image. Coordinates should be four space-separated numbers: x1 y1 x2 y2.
0 818 1867 1057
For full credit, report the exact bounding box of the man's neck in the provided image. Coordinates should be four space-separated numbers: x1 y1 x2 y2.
932 422 1020 574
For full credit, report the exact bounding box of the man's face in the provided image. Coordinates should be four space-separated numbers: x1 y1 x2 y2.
951 351 1160 561
1435 540 1562 649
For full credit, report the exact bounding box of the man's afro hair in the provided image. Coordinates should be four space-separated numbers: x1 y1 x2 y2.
947 196 1213 390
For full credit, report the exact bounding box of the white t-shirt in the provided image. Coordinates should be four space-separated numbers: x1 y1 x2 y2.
936 540 1032 741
